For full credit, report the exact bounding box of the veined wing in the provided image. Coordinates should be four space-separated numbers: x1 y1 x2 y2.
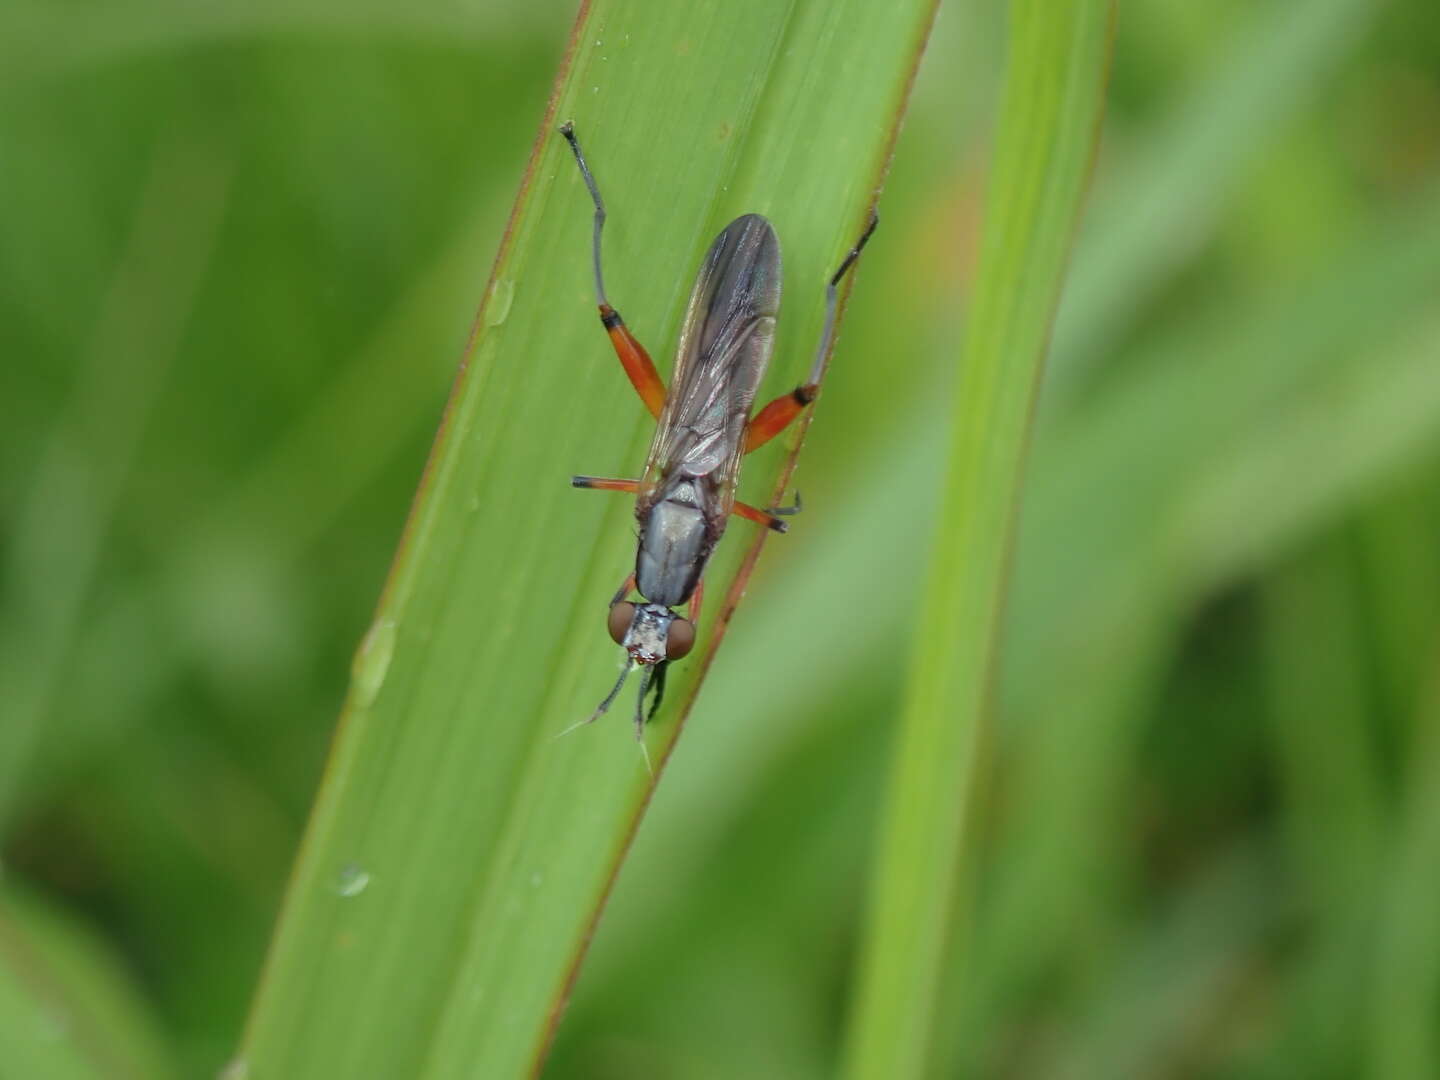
640 214 782 520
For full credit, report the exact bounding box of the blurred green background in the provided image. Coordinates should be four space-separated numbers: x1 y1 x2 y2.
4 0 1440 1076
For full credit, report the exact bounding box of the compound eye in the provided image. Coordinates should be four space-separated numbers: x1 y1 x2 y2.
607 602 636 645
666 617 696 660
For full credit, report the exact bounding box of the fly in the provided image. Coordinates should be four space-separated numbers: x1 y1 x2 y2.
558 121 876 746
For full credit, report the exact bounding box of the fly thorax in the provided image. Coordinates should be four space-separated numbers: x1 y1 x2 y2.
667 479 701 505
636 488 706 607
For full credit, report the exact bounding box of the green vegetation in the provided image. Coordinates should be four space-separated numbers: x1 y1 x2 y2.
845 4 1113 1077
3 0 1439 1077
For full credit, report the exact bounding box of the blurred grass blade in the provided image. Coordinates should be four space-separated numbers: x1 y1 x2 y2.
0 1 550 85
1258 542 1382 1075
1033 841 1276 1080
842 3 1114 1078
968 191 1440 1059
236 2 939 1077
0 143 228 824
1369 673 1440 1079
0 884 175 1080
1046 0 1376 401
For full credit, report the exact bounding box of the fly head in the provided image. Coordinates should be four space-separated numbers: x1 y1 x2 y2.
607 601 695 664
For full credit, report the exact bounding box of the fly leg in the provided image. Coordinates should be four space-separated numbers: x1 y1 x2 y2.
610 573 637 607
636 580 700 734
572 475 640 495
732 501 791 533
768 491 802 517
645 582 700 728
560 123 667 420
644 660 668 726
744 387 818 455
571 476 639 604
744 210 879 453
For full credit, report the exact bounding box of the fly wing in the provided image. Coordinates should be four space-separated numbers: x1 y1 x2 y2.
640 214 782 523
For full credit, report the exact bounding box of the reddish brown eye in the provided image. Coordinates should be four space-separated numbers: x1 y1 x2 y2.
607 602 636 645
666 617 696 660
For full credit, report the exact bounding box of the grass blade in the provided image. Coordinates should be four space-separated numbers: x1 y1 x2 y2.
235 2 939 1076
841 4 1115 1077
0 884 175 1080
1047 0 1376 399
1369 677 1440 1079
966 189 1440 1061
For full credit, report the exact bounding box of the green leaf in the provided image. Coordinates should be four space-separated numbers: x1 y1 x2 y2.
236 2 939 1076
841 3 1115 1077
